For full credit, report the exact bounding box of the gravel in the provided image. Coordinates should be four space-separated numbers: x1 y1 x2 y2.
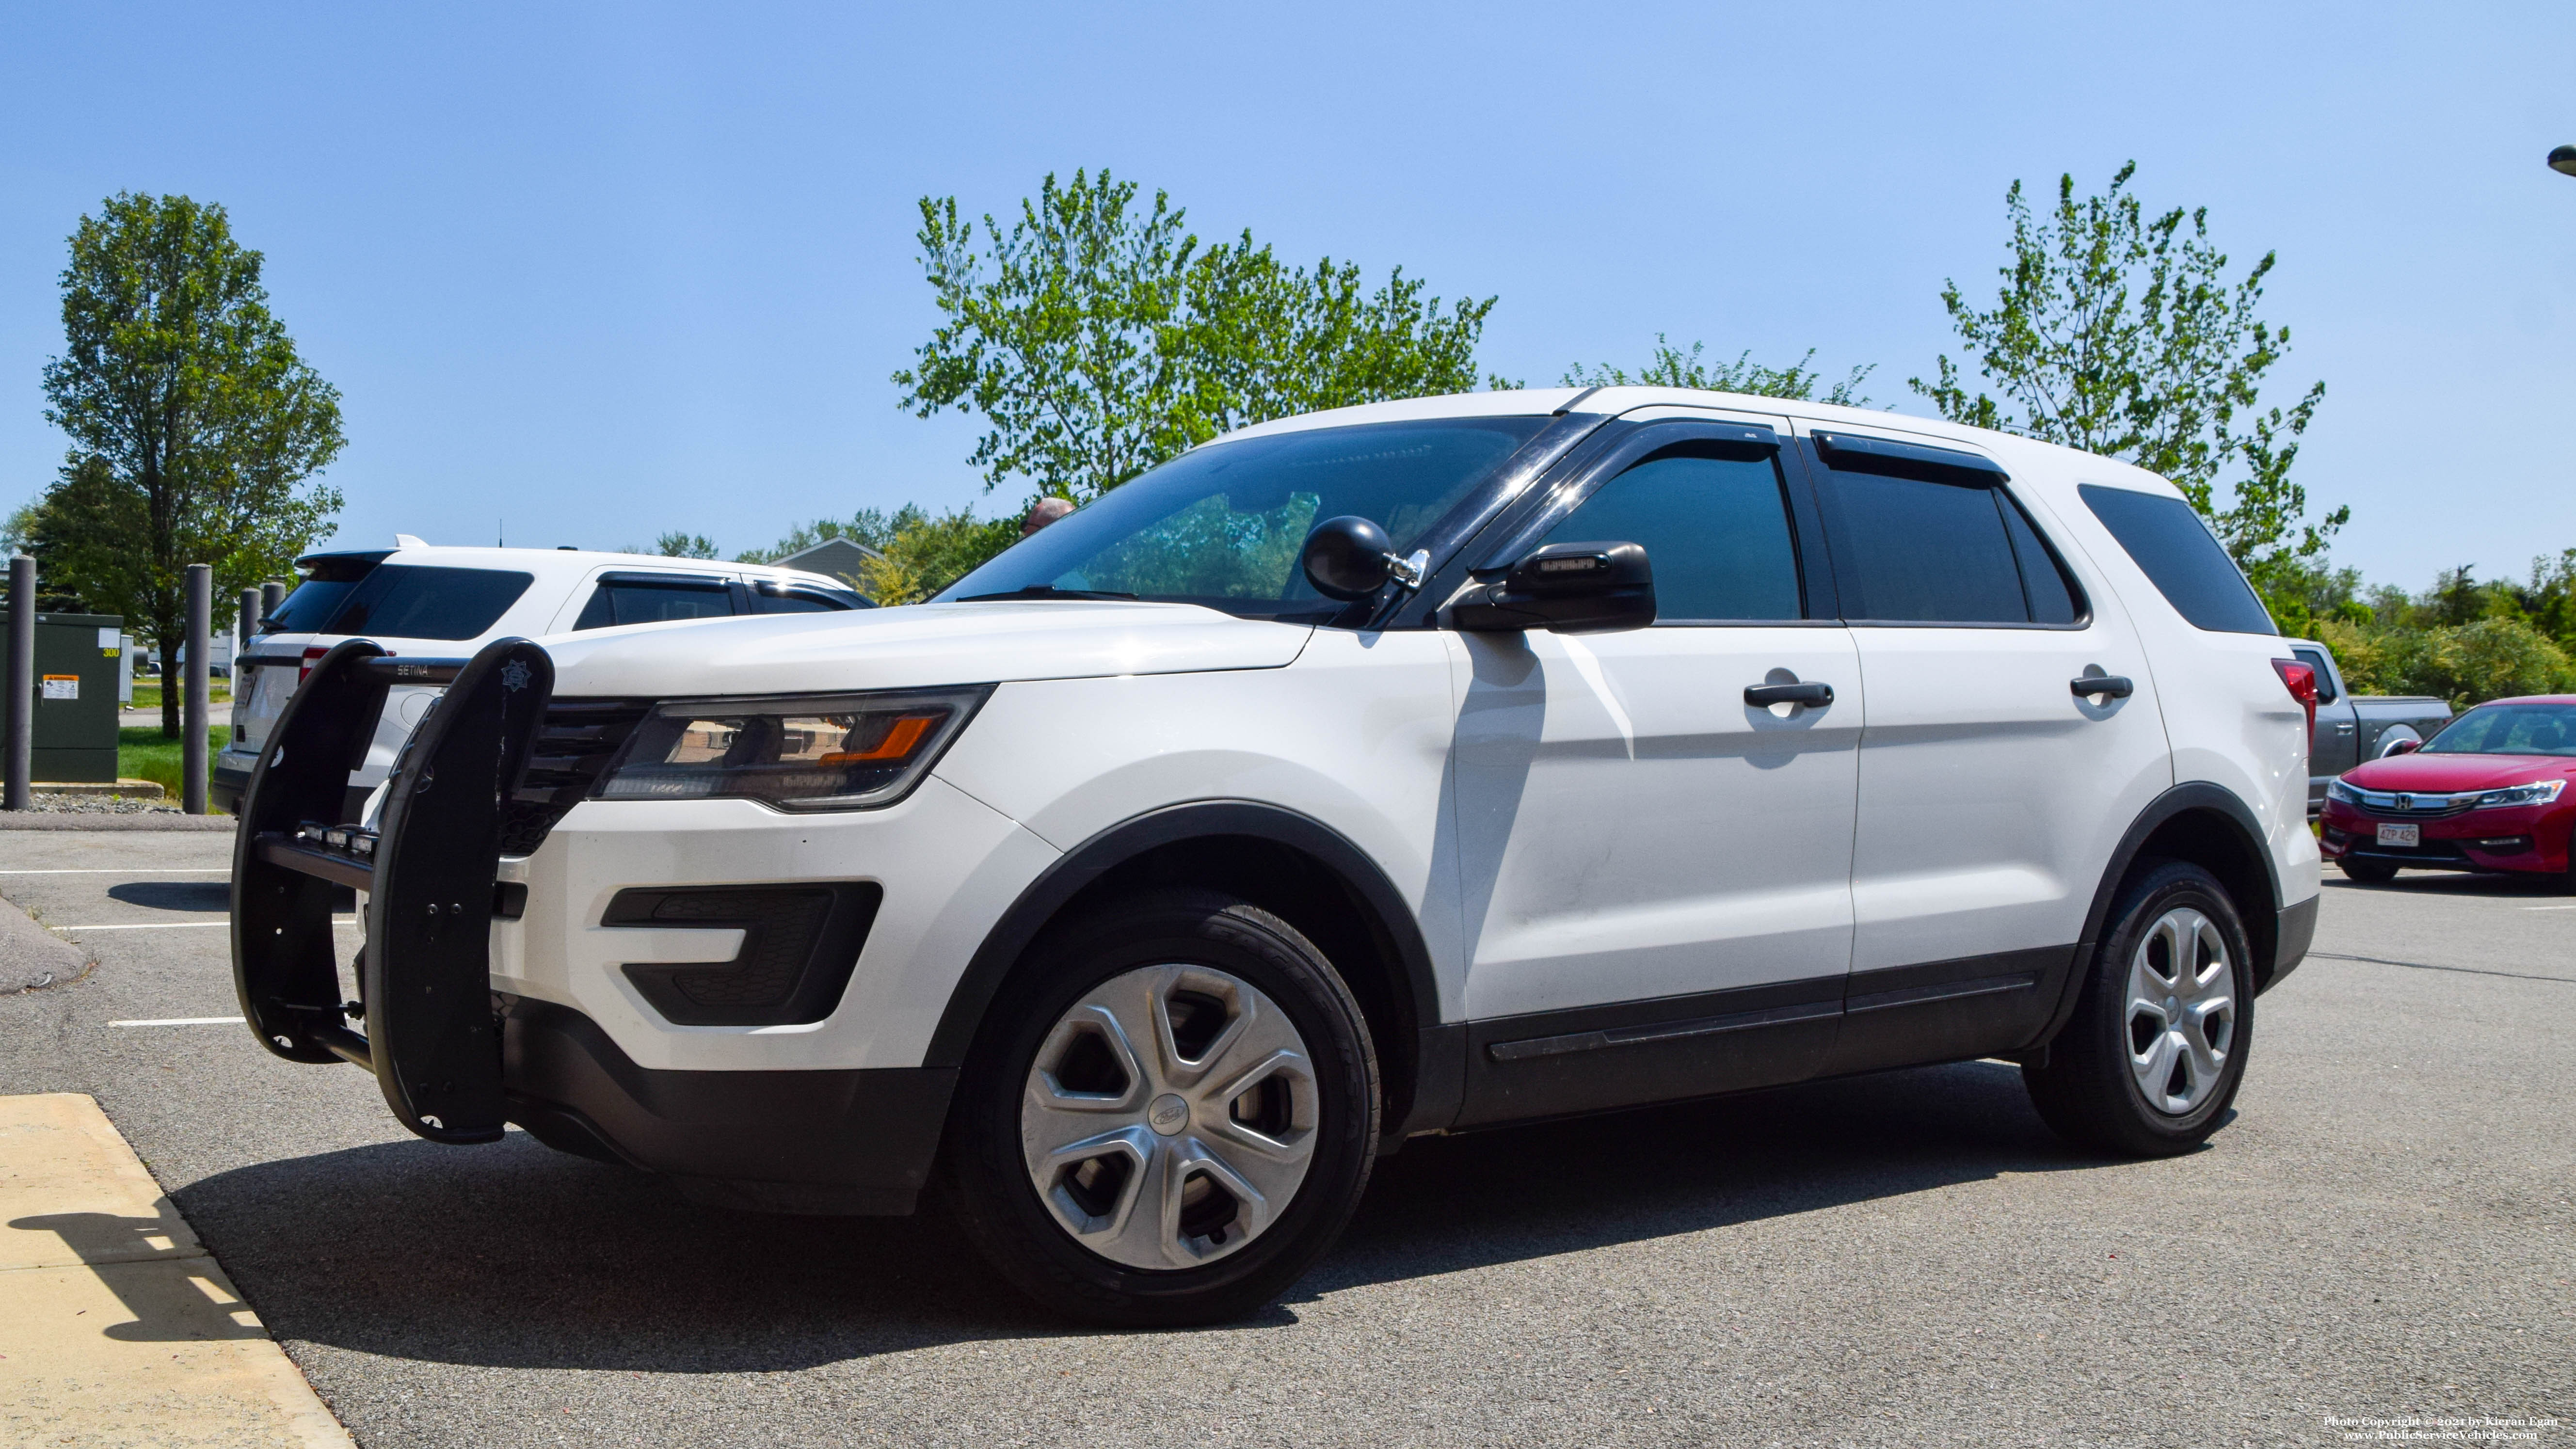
4 837 2569 1447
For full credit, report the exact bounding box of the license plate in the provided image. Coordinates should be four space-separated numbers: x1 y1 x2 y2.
2376 823 2420 848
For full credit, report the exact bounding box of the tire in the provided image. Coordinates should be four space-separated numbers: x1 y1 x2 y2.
946 889 1380 1327
2024 860 2254 1157
2338 858 2400 884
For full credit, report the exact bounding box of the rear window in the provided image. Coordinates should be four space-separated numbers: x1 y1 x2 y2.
2079 484 2275 635
319 566 534 640
266 577 364 633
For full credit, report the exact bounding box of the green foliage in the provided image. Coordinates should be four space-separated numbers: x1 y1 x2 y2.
853 506 1020 605
1913 163 2339 582
1562 335 1874 404
652 531 721 559
2317 618 2576 710
35 193 345 736
895 169 1498 505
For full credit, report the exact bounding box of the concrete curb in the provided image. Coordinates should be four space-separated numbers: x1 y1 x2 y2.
0 815 236 832
0 895 90 993
0 1094 354 1447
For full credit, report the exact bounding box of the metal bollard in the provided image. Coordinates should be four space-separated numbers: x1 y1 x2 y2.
4 555 31 811
240 587 260 651
184 563 210 814
261 579 285 623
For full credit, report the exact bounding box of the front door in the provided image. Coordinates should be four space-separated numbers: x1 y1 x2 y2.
1447 417 1861 1123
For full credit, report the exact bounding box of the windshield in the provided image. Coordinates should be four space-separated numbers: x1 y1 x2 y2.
2422 702 2576 758
934 417 1550 620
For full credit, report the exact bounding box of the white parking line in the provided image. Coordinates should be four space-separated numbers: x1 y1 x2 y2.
54 917 358 932
0 867 231 875
2521 905 2576 911
107 1017 248 1027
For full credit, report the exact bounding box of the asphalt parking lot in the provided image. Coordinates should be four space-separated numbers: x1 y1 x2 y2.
3 826 2570 1447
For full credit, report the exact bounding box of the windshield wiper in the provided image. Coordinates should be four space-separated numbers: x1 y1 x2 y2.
955 585 1138 602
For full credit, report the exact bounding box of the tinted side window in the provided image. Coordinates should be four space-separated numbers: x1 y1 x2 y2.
2290 646 2338 702
326 567 534 641
2078 485 2274 635
1537 450 1803 621
1816 471 2026 623
572 580 736 630
1998 494 2083 625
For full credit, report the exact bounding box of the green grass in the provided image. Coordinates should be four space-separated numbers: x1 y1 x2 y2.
126 683 231 712
118 725 231 803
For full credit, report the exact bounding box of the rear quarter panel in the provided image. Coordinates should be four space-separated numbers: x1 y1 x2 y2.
2007 459 2318 912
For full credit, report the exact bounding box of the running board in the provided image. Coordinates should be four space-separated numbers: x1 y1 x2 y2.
231 637 555 1145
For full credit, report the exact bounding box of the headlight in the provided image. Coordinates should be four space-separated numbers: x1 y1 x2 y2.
596 686 991 811
2325 779 2363 805
2470 779 2565 810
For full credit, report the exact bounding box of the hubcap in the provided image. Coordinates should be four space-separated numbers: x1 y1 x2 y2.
2125 907 2236 1115
1020 964 1319 1270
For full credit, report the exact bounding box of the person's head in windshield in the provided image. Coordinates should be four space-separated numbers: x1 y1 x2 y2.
1022 496 1075 536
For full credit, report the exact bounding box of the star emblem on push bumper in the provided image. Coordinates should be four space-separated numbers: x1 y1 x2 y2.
500 659 531 692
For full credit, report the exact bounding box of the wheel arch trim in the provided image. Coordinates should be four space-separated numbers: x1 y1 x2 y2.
922 799 1441 1075
2036 782 2291 1051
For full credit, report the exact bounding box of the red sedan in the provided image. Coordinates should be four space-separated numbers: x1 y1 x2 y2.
2320 695 2576 887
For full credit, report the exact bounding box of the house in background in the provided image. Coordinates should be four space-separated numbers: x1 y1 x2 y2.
775 537 880 598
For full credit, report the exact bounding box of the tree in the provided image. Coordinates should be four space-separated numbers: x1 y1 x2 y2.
895 169 1500 506
1563 335 1874 404
851 506 1019 605
1912 163 2338 620
38 193 344 735
651 531 720 559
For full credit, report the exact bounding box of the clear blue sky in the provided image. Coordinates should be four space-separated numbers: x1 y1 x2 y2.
2 2 2568 590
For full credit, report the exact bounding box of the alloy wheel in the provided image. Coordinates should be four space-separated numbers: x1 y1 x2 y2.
2125 907 2236 1115
1019 963 1319 1270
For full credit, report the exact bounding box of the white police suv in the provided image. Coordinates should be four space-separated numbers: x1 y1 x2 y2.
231 387 2320 1326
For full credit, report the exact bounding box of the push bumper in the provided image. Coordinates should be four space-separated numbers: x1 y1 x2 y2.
231 637 553 1144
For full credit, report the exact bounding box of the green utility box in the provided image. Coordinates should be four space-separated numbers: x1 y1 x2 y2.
1 612 125 783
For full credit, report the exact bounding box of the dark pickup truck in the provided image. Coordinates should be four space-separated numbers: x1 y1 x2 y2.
2286 638 2454 818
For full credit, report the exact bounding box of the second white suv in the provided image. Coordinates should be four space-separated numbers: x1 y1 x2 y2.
229 388 2319 1327
215 541 864 817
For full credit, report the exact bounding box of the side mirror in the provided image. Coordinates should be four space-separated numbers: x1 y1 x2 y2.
2386 738 2420 756
1301 516 1428 602
1447 541 1655 635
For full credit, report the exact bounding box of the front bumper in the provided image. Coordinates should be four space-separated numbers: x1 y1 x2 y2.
502 995 952 1214
2319 799 2570 876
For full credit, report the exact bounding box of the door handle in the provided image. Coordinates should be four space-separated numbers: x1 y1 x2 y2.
2070 674 2134 700
1745 681 1834 708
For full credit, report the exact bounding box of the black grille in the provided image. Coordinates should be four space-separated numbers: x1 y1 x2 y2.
602 883 881 1027
498 697 653 856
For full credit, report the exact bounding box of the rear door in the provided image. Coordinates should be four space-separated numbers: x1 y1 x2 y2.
548 569 744 632
1799 426 2172 1072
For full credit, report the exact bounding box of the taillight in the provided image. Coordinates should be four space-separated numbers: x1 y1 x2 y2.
298 646 328 684
2272 658 2318 745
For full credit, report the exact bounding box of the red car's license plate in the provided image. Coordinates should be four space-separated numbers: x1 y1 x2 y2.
2376 823 2420 848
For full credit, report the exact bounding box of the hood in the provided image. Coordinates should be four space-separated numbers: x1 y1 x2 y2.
536 600 1313 698
2343 751 2576 793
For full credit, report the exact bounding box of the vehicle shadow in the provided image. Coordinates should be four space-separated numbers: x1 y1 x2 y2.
181 1057 2115 1370
106 880 233 912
